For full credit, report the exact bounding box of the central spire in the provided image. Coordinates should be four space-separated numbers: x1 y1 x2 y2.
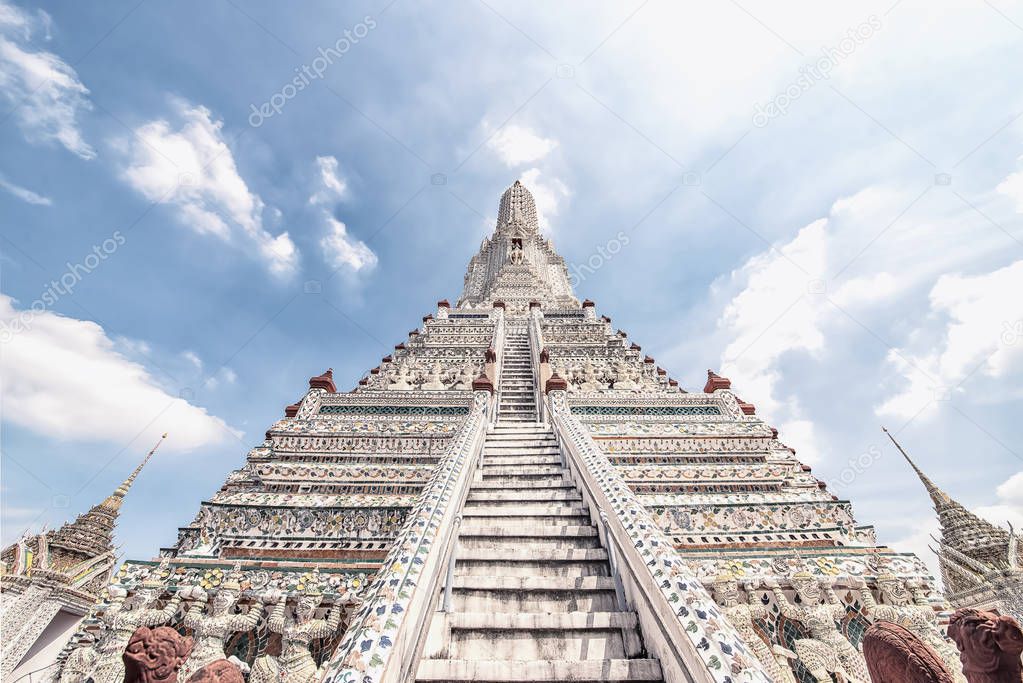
497 179 540 235
456 181 578 311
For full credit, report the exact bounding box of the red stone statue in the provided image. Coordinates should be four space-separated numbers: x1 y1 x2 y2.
122 626 194 683
862 620 954 683
184 659 245 683
947 608 1023 683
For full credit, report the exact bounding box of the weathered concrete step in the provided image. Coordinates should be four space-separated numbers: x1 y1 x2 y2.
443 613 641 660
480 463 564 473
416 658 662 682
457 547 607 562
483 457 561 467
486 431 552 438
462 505 590 518
483 438 557 448
451 575 613 591
471 480 573 490
457 525 597 538
454 557 609 578
467 489 582 503
484 445 558 454
459 535 600 551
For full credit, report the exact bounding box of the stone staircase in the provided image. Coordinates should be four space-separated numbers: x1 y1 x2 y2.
496 330 538 423
415 333 663 682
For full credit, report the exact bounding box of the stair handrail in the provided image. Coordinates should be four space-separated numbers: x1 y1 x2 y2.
489 310 505 422
320 391 490 683
527 309 545 422
547 389 773 683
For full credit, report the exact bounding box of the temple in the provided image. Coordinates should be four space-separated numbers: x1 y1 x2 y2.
22 181 995 682
0 435 164 682
886 429 1022 621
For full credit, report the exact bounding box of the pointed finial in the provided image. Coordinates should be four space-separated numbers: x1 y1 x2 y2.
101 434 166 512
882 427 950 508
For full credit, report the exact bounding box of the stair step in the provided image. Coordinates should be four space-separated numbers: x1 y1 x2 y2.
457 548 607 562
416 658 662 682
458 524 597 538
467 490 582 503
462 504 589 515
471 480 573 490
480 456 560 466
441 612 642 659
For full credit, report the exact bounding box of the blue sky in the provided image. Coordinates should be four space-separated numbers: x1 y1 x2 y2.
2 0 1022 579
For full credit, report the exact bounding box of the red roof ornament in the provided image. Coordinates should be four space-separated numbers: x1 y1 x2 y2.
630 343 642 351
656 367 667 375
471 372 494 394
736 398 756 415
529 300 541 309
284 402 300 417
539 348 550 363
643 356 654 364
545 373 568 393
409 330 419 337
703 370 731 393
485 347 497 363
582 299 595 308
601 315 611 323
437 299 450 308
395 343 406 350
423 314 433 323
309 368 336 393
492 300 506 309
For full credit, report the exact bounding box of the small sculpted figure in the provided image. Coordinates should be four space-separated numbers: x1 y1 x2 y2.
711 574 796 682
250 584 343 683
122 626 194 683
851 574 965 681
861 620 954 683
766 573 870 683
947 608 1023 683
177 578 263 682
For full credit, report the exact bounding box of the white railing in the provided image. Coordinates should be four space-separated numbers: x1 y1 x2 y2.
547 390 773 683
489 312 505 422
320 391 490 683
528 310 546 423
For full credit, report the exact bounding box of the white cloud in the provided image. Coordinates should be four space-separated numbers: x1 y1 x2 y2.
520 167 569 232
0 175 51 205
0 294 239 452
0 1 94 159
320 214 377 272
308 155 347 204
877 259 1023 419
486 124 557 166
120 99 299 277
996 156 1023 212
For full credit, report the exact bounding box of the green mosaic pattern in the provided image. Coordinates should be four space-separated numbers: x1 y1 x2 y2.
318 405 470 416
570 405 721 416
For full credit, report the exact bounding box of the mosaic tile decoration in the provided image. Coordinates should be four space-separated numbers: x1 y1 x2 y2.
570 405 722 416
318 405 471 416
319 390 489 683
549 390 773 683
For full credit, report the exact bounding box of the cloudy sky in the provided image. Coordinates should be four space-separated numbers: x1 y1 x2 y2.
2 0 1022 579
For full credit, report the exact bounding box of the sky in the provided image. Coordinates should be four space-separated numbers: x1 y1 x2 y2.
1 0 1022 582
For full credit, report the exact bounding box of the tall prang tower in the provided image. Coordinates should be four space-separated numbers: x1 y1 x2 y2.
56 182 953 683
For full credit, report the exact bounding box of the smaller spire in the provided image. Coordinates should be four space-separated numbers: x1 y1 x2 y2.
882 427 950 508
101 433 166 512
